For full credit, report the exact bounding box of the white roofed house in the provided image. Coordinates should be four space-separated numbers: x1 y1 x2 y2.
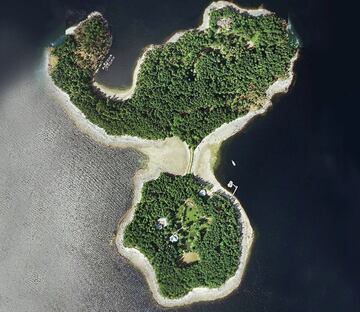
155 217 168 230
198 189 207 197
169 234 179 243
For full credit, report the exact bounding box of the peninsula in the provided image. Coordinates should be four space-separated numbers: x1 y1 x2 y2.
47 1 298 307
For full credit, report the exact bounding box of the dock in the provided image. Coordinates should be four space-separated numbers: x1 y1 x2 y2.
102 54 115 71
227 180 238 195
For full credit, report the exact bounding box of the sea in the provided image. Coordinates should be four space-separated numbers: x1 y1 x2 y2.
0 0 359 311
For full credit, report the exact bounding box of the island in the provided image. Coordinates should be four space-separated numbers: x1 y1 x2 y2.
47 1 299 307
123 173 241 299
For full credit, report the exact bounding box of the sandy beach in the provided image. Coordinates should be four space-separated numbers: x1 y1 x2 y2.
44 50 190 179
114 51 299 309
47 0 299 308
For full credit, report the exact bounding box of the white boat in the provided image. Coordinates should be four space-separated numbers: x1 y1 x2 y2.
231 160 236 166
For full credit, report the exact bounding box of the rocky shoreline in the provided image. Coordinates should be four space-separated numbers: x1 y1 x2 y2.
47 0 299 307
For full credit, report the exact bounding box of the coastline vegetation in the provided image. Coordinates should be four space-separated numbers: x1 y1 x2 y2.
49 6 298 300
123 173 241 298
50 7 297 148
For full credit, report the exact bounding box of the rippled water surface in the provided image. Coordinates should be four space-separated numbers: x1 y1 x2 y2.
0 68 165 311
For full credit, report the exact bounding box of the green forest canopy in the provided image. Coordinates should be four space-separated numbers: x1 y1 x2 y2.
123 173 241 298
50 7 298 148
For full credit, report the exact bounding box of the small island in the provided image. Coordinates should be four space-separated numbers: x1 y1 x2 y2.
124 173 241 299
47 1 298 307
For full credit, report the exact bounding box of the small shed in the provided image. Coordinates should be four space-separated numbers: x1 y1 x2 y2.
198 189 207 197
169 234 179 243
158 217 168 226
155 217 168 230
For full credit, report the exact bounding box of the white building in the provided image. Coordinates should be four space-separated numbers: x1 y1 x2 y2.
155 217 168 230
169 234 179 243
198 189 207 197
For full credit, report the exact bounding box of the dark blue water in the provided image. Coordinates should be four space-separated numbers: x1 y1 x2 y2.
1 0 358 311
211 1 360 311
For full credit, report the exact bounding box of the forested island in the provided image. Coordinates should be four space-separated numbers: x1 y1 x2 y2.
49 5 297 148
124 174 241 298
48 1 298 307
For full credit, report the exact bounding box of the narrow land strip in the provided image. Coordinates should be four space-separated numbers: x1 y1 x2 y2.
47 0 298 307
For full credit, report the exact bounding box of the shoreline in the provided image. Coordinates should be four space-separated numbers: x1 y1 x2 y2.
46 0 299 308
189 50 299 307
92 1 272 100
115 52 299 309
44 48 191 180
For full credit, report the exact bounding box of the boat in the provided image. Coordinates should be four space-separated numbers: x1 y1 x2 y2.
231 160 236 166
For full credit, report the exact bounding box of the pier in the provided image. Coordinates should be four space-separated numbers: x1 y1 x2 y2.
102 54 115 71
227 180 238 195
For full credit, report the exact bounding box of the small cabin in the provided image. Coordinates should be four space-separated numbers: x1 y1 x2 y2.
198 189 207 197
155 217 168 230
169 234 179 243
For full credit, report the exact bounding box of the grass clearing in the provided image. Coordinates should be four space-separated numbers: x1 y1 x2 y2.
172 196 211 254
182 252 200 264
250 31 261 46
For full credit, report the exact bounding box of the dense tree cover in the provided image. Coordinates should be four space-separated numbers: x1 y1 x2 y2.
75 14 111 69
51 7 297 147
124 173 241 298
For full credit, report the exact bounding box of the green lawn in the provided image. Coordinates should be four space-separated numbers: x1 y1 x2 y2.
172 196 211 252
